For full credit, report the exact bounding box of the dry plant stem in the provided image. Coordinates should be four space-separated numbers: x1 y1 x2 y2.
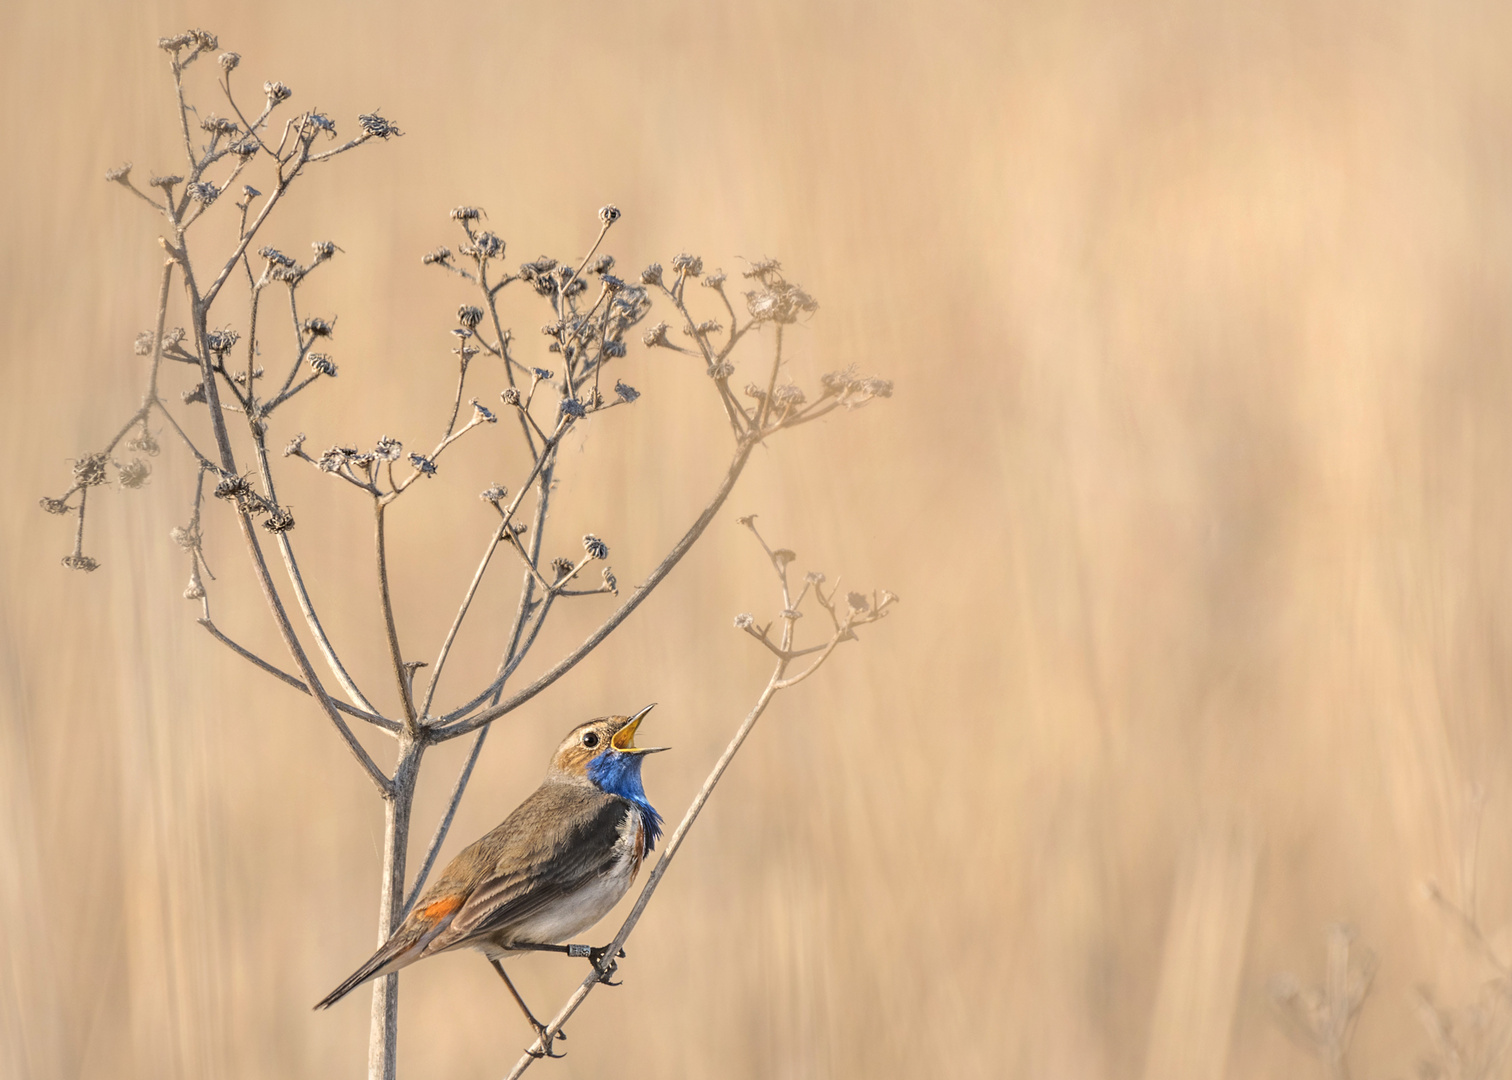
374 501 417 727
250 433 382 715
196 617 398 731
503 667 786 1078
372 741 422 1080
436 436 757 740
503 524 892 1074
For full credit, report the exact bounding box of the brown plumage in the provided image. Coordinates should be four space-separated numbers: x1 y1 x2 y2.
316 708 666 1012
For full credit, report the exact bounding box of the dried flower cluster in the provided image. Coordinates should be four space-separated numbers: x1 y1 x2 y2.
42 31 894 1080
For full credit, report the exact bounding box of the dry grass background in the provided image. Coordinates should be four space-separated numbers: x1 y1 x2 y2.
5 0 1512 1077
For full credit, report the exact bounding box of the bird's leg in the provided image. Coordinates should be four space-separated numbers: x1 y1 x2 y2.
489 959 565 1059
512 941 626 984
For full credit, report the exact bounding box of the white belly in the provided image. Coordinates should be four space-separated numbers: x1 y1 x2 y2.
503 810 643 947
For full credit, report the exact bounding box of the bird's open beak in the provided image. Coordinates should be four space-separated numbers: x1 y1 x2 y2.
613 703 668 754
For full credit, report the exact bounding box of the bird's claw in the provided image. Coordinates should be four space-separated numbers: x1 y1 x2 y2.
588 945 626 985
527 1022 566 1059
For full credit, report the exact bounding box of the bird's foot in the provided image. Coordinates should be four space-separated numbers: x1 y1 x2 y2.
588 945 626 986
526 1019 566 1059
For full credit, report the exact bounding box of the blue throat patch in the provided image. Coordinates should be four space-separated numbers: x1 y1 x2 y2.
586 751 664 852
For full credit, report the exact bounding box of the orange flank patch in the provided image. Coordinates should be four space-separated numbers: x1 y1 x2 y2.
420 895 462 922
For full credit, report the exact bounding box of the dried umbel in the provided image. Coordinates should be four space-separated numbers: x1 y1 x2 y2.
43 36 894 1077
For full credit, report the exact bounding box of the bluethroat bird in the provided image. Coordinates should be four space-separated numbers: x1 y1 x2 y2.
316 704 666 1056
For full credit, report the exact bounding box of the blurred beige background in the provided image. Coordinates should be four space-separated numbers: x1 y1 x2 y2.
6 0 1512 1077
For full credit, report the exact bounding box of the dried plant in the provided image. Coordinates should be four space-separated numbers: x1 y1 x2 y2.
1269 792 1512 1080
1269 924 1377 1080
40 31 894 1079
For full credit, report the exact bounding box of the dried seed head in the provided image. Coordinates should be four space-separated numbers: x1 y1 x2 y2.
358 113 401 139
408 452 437 477
804 571 826 584
213 473 250 500
302 316 333 337
259 246 295 267
642 321 670 347
551 557 576 578
218 51 240 71
187 181 219 205
471 399 497 423
105 163 132 184
781 608 803 620
200 114 239 135
373 435 403 461
464 231 505 260
39 497 71 515
614 380 639 403
733 613 755 630
231 139 259 159
308 354 336 376
422 246 452 265
682 319 721 338
591 255 615 274
306 113 337 137
640 263 663 286
116 458 150 490
532 367 554 380
242 185 261 200
671 253 703 277
73 453 109 488
134 330 155 356
283 433 306 457
62 553 100 573
772 384 806 407
772 549 796 569
126 428 160 455
182 383 207 405
311 240 339 259
598 204 622 225
450 205 483 221
583 534 608 560
317 446 350 472
264 81 293 105
480 484 508 503
559 398 586 419
500 387 522 407
262 506 295 532
847 591 870 613
602 339 627 359
702 271 727 289
205 328 239 355
601 567 618 594
746 280 818 324
735 515 756 526
457 305 484 328
452 328 473 341
149 174 183 190
706 362 732 380
183 574 206 600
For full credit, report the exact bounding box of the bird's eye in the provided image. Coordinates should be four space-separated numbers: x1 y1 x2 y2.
581 731 600 749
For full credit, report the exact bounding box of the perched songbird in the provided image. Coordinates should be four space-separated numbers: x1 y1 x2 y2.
316 705 666 1055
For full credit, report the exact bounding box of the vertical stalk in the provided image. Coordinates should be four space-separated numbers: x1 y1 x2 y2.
375 501 417 727
369 735 423 1080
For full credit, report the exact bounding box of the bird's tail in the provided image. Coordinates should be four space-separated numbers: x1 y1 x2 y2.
314 932 422 1010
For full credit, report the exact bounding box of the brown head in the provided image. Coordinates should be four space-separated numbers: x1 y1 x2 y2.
549 704 668 780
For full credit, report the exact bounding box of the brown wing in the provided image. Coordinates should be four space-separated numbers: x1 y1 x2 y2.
423 782 628 953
